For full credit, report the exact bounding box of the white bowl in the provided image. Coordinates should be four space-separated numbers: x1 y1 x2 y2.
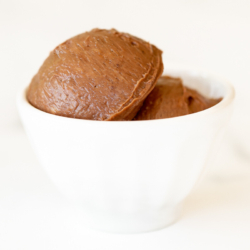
17 67 235 233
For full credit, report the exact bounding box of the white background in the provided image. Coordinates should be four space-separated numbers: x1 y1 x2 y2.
0 0 250 249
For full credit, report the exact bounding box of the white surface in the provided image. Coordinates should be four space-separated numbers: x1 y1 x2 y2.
17 67 234 233
1 0 250 248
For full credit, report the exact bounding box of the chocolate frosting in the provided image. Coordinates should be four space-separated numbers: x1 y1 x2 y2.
27 29 163 120
134 76 221 120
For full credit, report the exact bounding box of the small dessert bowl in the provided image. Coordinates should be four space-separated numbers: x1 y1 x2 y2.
17 66 235 233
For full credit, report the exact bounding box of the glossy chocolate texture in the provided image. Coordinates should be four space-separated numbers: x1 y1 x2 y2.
134 76 221 120
27 29 163 120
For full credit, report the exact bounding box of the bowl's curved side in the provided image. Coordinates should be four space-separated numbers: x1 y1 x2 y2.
16 67 235 233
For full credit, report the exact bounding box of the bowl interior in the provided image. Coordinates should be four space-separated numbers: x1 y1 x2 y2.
164 69 227 99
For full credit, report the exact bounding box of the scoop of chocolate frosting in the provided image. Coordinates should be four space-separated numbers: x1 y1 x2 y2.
134 76 221 120
27 28 163 120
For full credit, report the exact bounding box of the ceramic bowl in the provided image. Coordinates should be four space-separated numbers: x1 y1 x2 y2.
17 66 235 233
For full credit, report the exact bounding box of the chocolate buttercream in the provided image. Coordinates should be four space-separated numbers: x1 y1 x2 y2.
134 76 221 120
27 29 163 120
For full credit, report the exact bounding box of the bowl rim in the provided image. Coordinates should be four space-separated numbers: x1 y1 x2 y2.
17 66 235 125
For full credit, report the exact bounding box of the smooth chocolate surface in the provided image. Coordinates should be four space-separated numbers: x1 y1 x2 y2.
27 29 163 120
134 76 221 120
